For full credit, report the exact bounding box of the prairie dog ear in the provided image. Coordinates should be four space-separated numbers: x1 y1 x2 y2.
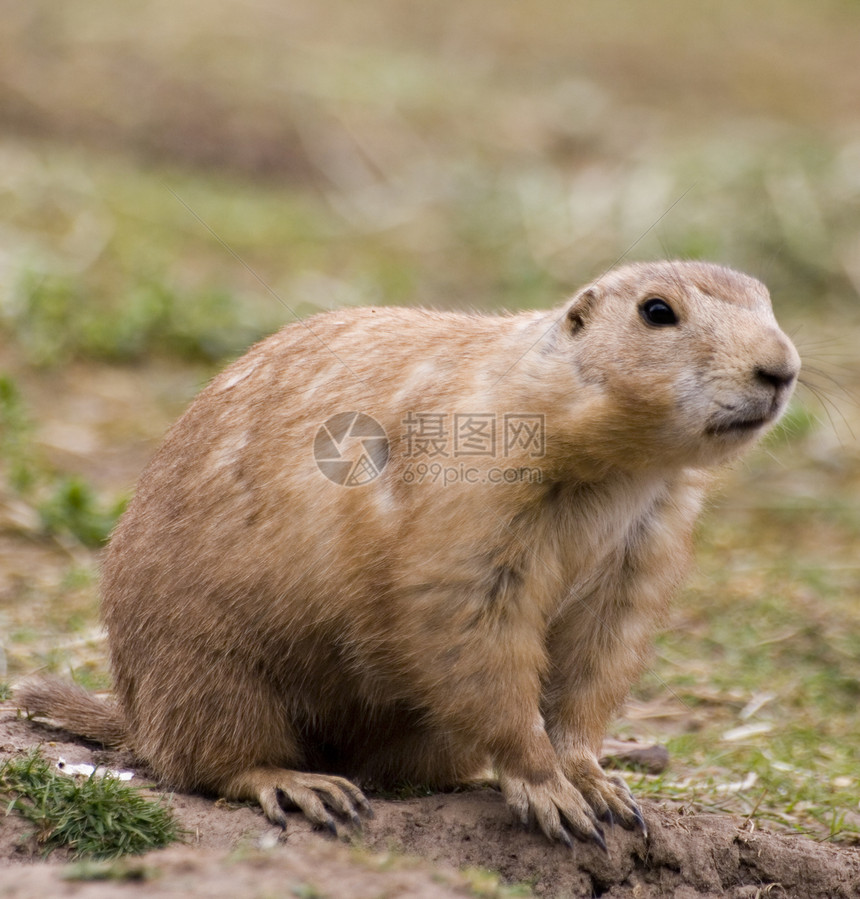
564 286 599 334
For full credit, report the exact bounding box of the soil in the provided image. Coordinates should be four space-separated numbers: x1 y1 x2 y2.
1 711 858 899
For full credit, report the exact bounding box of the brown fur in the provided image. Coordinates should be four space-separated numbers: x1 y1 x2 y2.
16 261 799 843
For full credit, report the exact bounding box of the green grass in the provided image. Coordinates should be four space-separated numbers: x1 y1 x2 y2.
0 750 181 859
0 373 126 547
38 477 128 548
10 270 274 367
61 858 155 883
625 504 860 842
0 374 37 492
461 868 534 897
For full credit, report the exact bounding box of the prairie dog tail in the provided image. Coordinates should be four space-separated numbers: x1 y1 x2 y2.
15 677 128 749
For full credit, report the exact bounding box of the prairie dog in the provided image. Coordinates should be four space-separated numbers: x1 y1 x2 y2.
18 261 799 846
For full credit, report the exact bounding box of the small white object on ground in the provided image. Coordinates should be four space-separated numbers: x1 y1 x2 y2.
721 721 773 742
56 758 134 781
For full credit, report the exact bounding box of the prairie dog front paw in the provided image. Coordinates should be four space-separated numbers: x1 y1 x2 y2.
499 770 607 849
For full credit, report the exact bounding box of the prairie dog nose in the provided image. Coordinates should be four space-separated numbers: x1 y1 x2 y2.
753 330 800 396
755 361 798 392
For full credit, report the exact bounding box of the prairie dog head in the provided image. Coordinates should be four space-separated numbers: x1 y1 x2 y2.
558 260 800 470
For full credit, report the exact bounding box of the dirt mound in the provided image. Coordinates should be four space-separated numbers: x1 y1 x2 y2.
368 792 860 897
2 712 858 898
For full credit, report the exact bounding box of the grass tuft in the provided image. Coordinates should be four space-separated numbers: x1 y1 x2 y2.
10 272 270 367
461 867 534 897
62 858 156 882
38 477 128 549
0 750 181 859
0 374 37 492
0 373 126 548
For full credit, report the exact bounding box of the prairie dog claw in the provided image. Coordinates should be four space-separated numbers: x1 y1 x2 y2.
565 761 647 836
500 771 603 846
501 761 647 847
222 767 372 834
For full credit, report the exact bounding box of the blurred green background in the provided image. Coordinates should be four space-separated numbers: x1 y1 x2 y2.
0 0 858 840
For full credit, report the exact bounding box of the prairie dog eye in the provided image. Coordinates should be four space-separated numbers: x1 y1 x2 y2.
639 297 678 327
